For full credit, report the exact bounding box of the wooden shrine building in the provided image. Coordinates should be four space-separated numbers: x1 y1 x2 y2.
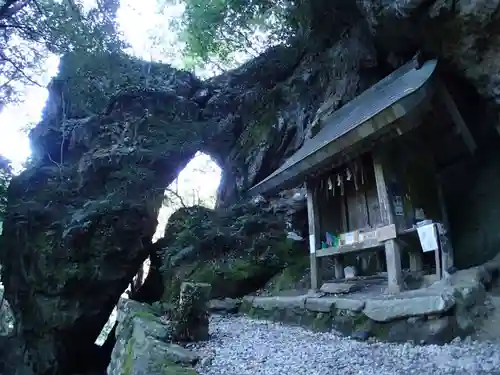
248 59 477 293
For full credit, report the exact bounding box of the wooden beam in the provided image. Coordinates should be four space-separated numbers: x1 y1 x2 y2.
316 238 383 257
438 83 477 154
373 152 404 293
436 175 454 276
306 180 321 291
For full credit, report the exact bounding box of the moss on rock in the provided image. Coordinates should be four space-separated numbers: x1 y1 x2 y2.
157 204 306 303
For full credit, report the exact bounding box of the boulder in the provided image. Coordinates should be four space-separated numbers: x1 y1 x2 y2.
171 282 211 342
156 204 307 304
108 299 199 375
363 293 456 323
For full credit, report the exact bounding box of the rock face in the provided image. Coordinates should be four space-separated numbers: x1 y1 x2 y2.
107 299 200 375
1 53 211 375
3 1 500 373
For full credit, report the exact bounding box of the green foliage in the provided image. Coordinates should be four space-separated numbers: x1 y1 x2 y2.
0 0 126 109
161 0 294 68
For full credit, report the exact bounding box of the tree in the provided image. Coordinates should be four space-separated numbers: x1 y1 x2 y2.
0 0 126 110
159 0 293 70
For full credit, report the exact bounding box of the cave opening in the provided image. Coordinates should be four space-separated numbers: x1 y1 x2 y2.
94 151 222 346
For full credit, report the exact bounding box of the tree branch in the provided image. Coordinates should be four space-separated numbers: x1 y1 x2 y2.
0 0 30 20
164 187 187 208
0 51 43 87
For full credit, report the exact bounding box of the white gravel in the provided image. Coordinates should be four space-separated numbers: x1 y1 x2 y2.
189 315 500 375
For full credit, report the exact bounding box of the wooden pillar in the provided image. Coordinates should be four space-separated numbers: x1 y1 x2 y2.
373 152 404 293
306 180 321 291
436 176 454 277
409 250 424 272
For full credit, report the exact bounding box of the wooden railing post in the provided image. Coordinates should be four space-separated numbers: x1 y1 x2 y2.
306 180 321 291
373 152 404 293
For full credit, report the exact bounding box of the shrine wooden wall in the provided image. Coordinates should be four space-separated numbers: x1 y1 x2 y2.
315 153 383 243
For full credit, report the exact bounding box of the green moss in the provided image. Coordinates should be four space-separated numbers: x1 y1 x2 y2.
370 322 391 339
266 256 309 294
156 359 198 375
122 337 135 375
239 299 253 314
133 310 158 322
311 312 332 331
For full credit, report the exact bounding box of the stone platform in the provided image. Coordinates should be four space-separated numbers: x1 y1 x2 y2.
237 254 500 344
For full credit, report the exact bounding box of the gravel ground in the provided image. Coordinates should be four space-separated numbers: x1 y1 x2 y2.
189 315 500 375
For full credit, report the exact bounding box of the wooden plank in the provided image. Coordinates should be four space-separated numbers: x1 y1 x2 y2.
316 238 383 257
314 224 395 258
376 224 397 242
438 83 477 154
306 180 321 291
373 153 395 226
373 151 404 293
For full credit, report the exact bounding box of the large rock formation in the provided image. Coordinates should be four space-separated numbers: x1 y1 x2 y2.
2 1 500 374
155 202 305 305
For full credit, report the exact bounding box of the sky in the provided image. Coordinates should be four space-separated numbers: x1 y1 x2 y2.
0 0 221 210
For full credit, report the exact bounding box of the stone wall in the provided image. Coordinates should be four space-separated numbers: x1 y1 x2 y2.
240 254 500 344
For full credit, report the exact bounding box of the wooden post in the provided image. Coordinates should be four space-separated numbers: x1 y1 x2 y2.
373 152 404 293
306 180 321 291
409 250 424 272
436 176 454 276
433 224 443 279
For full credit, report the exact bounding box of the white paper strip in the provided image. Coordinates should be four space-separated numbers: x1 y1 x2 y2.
309 234 316 254
417 224 438 252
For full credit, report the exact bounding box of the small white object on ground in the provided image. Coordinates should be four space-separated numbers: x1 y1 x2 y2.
190 315 500 375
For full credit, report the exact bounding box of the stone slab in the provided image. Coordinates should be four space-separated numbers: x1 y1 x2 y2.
305 297 336 312
333 298 366 312
363 294 456 322
320 282 361 294
208 298 241 313
251 296 307 310
305 297 365 313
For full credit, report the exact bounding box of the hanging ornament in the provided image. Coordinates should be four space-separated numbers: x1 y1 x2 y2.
346 167 352 181
353 162 359 191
